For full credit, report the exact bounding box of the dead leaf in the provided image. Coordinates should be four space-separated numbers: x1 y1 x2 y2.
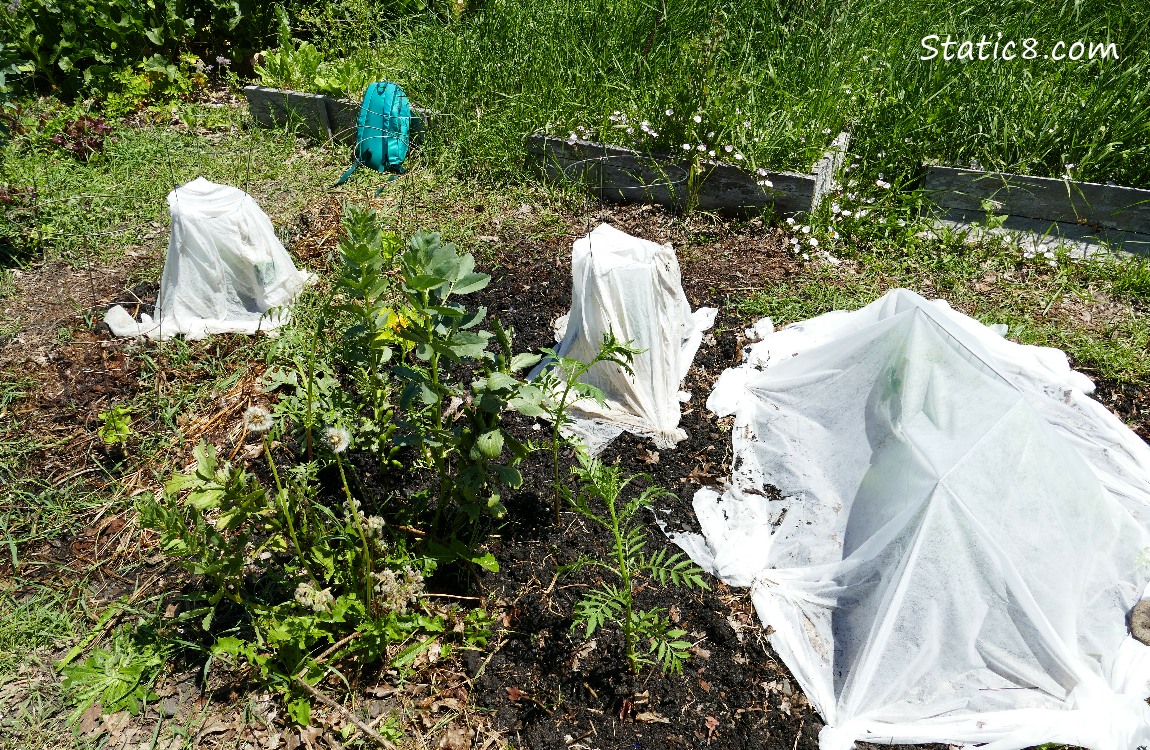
505 686 523 702
637 448 660 465
365 686 397 698
635 711 670 724
705 715 720 742
668 605 681 624
699 679 711 692
690 643 711 660
78 704 104 737
438 723 473 750
571 639 596 671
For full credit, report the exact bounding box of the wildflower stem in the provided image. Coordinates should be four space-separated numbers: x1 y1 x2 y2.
337 454 375 596
264 435 311 578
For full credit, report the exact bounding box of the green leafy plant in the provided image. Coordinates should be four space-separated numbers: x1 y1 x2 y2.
515 331 640 523
97 403 132 446
564 454 708 674
254 11 376 99
138 431 456 724
60 626 165 723
333 209 541 546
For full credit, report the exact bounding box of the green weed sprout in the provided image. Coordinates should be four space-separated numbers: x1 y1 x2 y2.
520 332 640 524
97 403 132 446
564 454 708 674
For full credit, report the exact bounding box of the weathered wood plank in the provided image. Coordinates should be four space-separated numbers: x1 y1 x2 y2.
243 86 332 141
812 131 851 211
525 134 816 216
929 208 1149 257
923 166 1150 236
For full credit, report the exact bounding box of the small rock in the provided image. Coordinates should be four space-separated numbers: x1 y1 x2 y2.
160 696 181 718
1130 599 1150 645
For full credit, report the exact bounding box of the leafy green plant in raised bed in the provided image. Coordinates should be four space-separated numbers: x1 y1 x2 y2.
516 332 640 524
564 454 708 674
254 11 376 100
331 207 543 565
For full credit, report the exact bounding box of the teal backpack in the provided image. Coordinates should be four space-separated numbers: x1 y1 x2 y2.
335 81 412 188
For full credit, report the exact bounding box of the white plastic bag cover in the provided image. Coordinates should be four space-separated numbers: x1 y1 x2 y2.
672 288 1150 749
531 223 715 451
105 178 312 340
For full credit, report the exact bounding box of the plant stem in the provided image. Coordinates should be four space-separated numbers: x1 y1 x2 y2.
265 435 312 580
607 488 637 673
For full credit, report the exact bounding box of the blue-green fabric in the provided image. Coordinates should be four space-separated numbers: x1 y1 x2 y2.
334 81 411 187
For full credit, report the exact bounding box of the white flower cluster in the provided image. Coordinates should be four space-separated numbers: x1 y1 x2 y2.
1024 248 1059 268
371 566 425 614
295 581 335 613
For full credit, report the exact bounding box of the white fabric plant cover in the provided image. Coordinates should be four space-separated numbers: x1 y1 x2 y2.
105 178 312 340
532 223 716 452
672 288 1150 749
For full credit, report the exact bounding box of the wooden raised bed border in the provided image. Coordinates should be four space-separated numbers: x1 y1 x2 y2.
923 166 1150 255
525 132 850 217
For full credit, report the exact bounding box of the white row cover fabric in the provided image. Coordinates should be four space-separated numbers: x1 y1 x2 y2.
105 178 313 340
671 289 1150 749
531 223 715 452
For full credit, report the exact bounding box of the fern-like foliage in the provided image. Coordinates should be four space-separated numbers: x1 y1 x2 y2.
564 453 708 674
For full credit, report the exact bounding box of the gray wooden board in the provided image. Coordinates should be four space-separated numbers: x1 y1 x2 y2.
244 86 331 141
244 86 429 147
931 208 1149 257
812 131 851 210
923 166 1150 236
525 134 817 215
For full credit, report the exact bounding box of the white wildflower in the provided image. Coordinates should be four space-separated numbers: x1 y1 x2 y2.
841 209 853 217
708 149 716 157
831 202 841 214
801 225 811 234
697 144 706 152
756 179 773 187
734 153 744 160
365 515 386 538
808 237 819 247
682 143 691 150
665 108 674 116
243 405 273 434
786 217 796 226
723 145 733 153
693 115 702 123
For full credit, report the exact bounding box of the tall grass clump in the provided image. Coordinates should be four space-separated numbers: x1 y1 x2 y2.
294 0 1148 187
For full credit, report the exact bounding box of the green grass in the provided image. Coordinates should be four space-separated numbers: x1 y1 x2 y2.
277 0 1150 187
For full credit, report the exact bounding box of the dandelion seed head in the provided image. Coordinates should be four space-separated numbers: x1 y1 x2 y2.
243 405 273 433
323 426 351 454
